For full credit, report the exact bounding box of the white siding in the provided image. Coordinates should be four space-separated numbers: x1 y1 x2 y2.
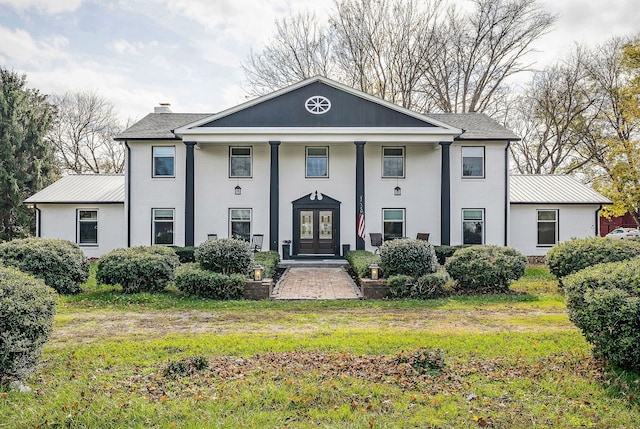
37 204 125 258
510 204 600 256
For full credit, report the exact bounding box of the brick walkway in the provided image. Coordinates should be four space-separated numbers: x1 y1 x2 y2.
272 267 362 300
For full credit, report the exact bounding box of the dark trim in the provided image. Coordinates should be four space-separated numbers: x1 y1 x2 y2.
504 141 510 246
595 205 603 236
269 141 280 251
440 141 452 245
35 203 41 238
355 141 366 250
114 137 182 141
184 141 196 246
124 141 131 247
454 137 522 142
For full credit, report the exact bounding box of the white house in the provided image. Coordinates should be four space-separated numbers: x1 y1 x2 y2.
24 76 610 257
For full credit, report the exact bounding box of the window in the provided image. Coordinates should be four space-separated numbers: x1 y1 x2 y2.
306 147 328 177
77 210 97 245
462 209 484 244
153 146 175 177
462 146 484 178
153 209 174 245
537 210 558 246
230 209 252 241
383 209 405 241
382 147 405 178
230 147 252 177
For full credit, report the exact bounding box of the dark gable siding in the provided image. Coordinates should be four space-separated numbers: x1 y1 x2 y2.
200 82 436 128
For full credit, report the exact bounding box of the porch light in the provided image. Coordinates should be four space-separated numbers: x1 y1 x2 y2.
394 186 401 196
253 264 264 281
235 185 242 195
369 263 380 280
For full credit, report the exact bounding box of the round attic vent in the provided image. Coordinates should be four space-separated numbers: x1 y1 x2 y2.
305 96 331 115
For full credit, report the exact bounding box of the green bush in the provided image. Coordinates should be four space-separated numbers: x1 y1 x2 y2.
0 238 89 294
387 272 450 299
171 246 196 263
546 237 640 280
174 263 245 300
253 251 280 278
433 245 470 265
345 250 380 278
563 258 640 372
445 245 526 294
0 266 57 384
386 274 415 298
380 239 437 278
195 238 253 275
97 246 180 294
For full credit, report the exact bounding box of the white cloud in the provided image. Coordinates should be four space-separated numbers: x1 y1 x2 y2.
106 39 143 55
0 25 69 66
0 0 83 14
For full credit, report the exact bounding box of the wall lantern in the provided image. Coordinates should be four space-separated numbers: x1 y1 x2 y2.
253 264 264 281
369 263 380 280
394 186 401 196
235 185 242 195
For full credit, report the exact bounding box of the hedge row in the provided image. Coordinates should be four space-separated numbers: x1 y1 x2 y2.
345 250 380 278
387 272 450 299
174 264 245 300
253 251 280 279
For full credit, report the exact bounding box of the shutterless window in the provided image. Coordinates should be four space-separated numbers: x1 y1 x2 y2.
462 209 484 245
383 209 405 241
382 147 405 178
462 146 484 178
152 146 175 177
153 209 174 245
77 210 97 245
306 147 328 177
230 147 252 177
537 210 558 246
230 209 251 242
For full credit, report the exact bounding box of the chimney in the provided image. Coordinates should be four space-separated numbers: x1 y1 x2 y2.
154 103 172 113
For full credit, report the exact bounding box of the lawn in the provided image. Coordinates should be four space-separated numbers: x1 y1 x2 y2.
1 265 639 428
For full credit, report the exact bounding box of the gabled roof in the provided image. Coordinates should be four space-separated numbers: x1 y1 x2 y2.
115 113 211 140
430 113 520 141
24 175 125 204
510 175 611 204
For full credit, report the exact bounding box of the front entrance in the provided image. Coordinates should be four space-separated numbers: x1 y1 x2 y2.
292 192 341 256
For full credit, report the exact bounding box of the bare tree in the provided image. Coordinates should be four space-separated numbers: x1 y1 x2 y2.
48 91 126 174
242 0 555 115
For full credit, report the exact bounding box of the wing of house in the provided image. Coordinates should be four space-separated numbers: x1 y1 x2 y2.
24 76 610 257
509 175 611 256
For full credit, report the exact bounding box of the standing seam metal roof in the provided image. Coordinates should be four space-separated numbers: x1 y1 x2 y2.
24 174 125 203
510 175 611 204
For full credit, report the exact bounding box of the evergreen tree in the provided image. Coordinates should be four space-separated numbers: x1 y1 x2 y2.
0 68 57 240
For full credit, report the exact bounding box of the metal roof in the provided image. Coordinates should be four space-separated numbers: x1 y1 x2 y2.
430 113 520 141
115 113 211 140
24 175 125 204
510 175 611 204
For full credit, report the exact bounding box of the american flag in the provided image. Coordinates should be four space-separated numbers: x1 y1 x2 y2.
357 213 366 241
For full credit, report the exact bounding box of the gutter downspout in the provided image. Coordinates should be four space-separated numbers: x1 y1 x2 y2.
34 203 41 237
595 205 603 237
124 141 131 247
504 142 511 246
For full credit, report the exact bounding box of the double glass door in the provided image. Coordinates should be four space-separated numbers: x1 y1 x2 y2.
298 209 334 254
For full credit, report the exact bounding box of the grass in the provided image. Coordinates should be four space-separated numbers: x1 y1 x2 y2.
1 265 639 428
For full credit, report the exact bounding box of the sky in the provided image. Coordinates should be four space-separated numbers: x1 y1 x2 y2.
0 0 639 122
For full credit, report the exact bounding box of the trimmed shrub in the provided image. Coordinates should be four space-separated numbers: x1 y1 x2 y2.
563 258 640 371
433 245 470 265
386 274 415 298
195 238 253 275
97 246 180 293
253 251 280 278
445 245 526 294
0 266 57 384
0 238 89 294
380 239 438 278
345 250 380 278
171 246 196 263
546 236 640 280
387 272 450 299
174 263 245 300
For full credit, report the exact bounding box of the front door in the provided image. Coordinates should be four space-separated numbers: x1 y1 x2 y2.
298 209 334 254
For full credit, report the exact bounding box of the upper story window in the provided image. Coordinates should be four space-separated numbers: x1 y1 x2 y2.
382 147 405 178
383 208 405 241
306 147 328 178
153 146 175 177
77 209 98 246
230 208 252 241
230 147 252 178
462 146 484 178
537 209 558 246
462 208 484 244
153 208 174 245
